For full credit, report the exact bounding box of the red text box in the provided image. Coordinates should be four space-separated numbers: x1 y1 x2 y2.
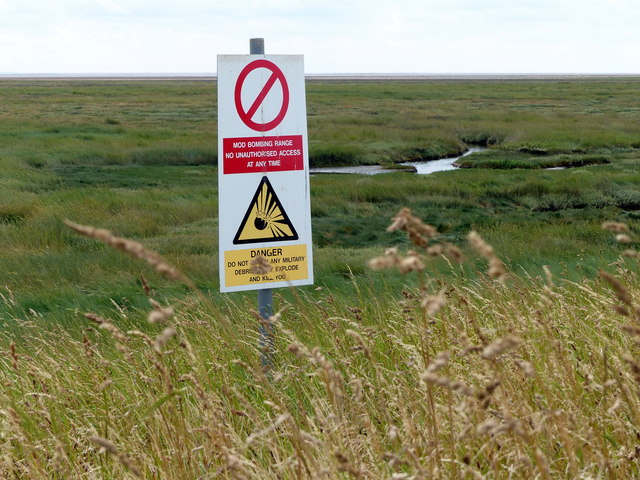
223 135 304 174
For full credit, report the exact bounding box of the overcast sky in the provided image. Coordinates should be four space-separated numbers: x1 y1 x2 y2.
1 0 638 74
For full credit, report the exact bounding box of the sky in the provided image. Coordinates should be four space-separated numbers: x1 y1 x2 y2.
1 0 638 74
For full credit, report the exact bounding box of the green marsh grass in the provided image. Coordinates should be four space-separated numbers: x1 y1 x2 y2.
0 77 639 315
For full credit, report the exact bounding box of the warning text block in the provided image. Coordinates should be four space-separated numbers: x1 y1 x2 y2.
224 244 309 287
223 135 304 174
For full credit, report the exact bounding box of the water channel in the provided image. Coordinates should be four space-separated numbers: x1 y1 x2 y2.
309 147 485 175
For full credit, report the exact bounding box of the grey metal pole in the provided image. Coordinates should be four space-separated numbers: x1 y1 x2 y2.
250 38 274 369
250 38 264 55
258 287 274 368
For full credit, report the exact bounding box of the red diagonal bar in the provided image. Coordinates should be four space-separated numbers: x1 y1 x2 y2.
246 72 278 121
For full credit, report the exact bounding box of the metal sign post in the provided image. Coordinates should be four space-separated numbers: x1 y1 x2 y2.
251 38 274 367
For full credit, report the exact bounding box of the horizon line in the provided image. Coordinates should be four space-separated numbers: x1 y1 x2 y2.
2 72 640 78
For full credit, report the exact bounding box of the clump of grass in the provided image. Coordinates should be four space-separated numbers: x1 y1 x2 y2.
309 145 365 167
130 148 216 166
400 139 466 162
0 204 36 224
456 149 611 169
458 130 506 146
63 220 186 283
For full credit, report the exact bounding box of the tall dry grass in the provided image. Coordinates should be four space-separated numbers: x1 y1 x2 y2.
0 215 639 478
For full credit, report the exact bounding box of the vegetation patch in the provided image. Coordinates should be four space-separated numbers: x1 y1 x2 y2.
309 145 365 167
456 149 612 169
400 139 466 162
0 77 638 315
1 211 639 478
0 204 35 224
130 148 216 166
458 130 507 146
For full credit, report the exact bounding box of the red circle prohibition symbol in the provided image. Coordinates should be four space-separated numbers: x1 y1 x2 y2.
234 60 290 132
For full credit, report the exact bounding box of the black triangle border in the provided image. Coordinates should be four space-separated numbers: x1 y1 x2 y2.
232 176 299 245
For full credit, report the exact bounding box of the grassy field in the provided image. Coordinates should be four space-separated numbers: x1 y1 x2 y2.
1 77 640 477
1 77 639 319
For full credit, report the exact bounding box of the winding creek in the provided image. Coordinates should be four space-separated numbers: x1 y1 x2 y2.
309 147 485 175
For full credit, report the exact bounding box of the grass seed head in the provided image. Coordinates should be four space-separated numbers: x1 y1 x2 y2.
387 208 411 232
408 230 429 248
468 231 495 260
445 243 465 263
616 234 633 244
426 350 451 374
422 372 476 397
421 293 446 316
97 380 113 392
488 258 508 281
90 435 142 478
148 301 174 324
9 342 18 370
387 208 438 246
602 221 629 233
368 247 401 270
624 356 640 384
543 265 554 288
140 273 151 296
368 255 397 270
515 358 536 377
85 313 128 343
64 220 183 281
335 451 362 478
398 255 425 274
481 336 523 359
249 254 272 275
599 270 633 306
154 327 177 354
622 324 640 336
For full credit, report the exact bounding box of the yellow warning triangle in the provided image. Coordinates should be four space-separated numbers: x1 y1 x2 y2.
233 176 298 244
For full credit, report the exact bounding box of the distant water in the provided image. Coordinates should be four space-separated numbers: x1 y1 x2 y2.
310 148 485 176
400 147 485 174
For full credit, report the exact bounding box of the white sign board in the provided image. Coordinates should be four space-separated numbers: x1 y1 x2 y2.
217 54 314 292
